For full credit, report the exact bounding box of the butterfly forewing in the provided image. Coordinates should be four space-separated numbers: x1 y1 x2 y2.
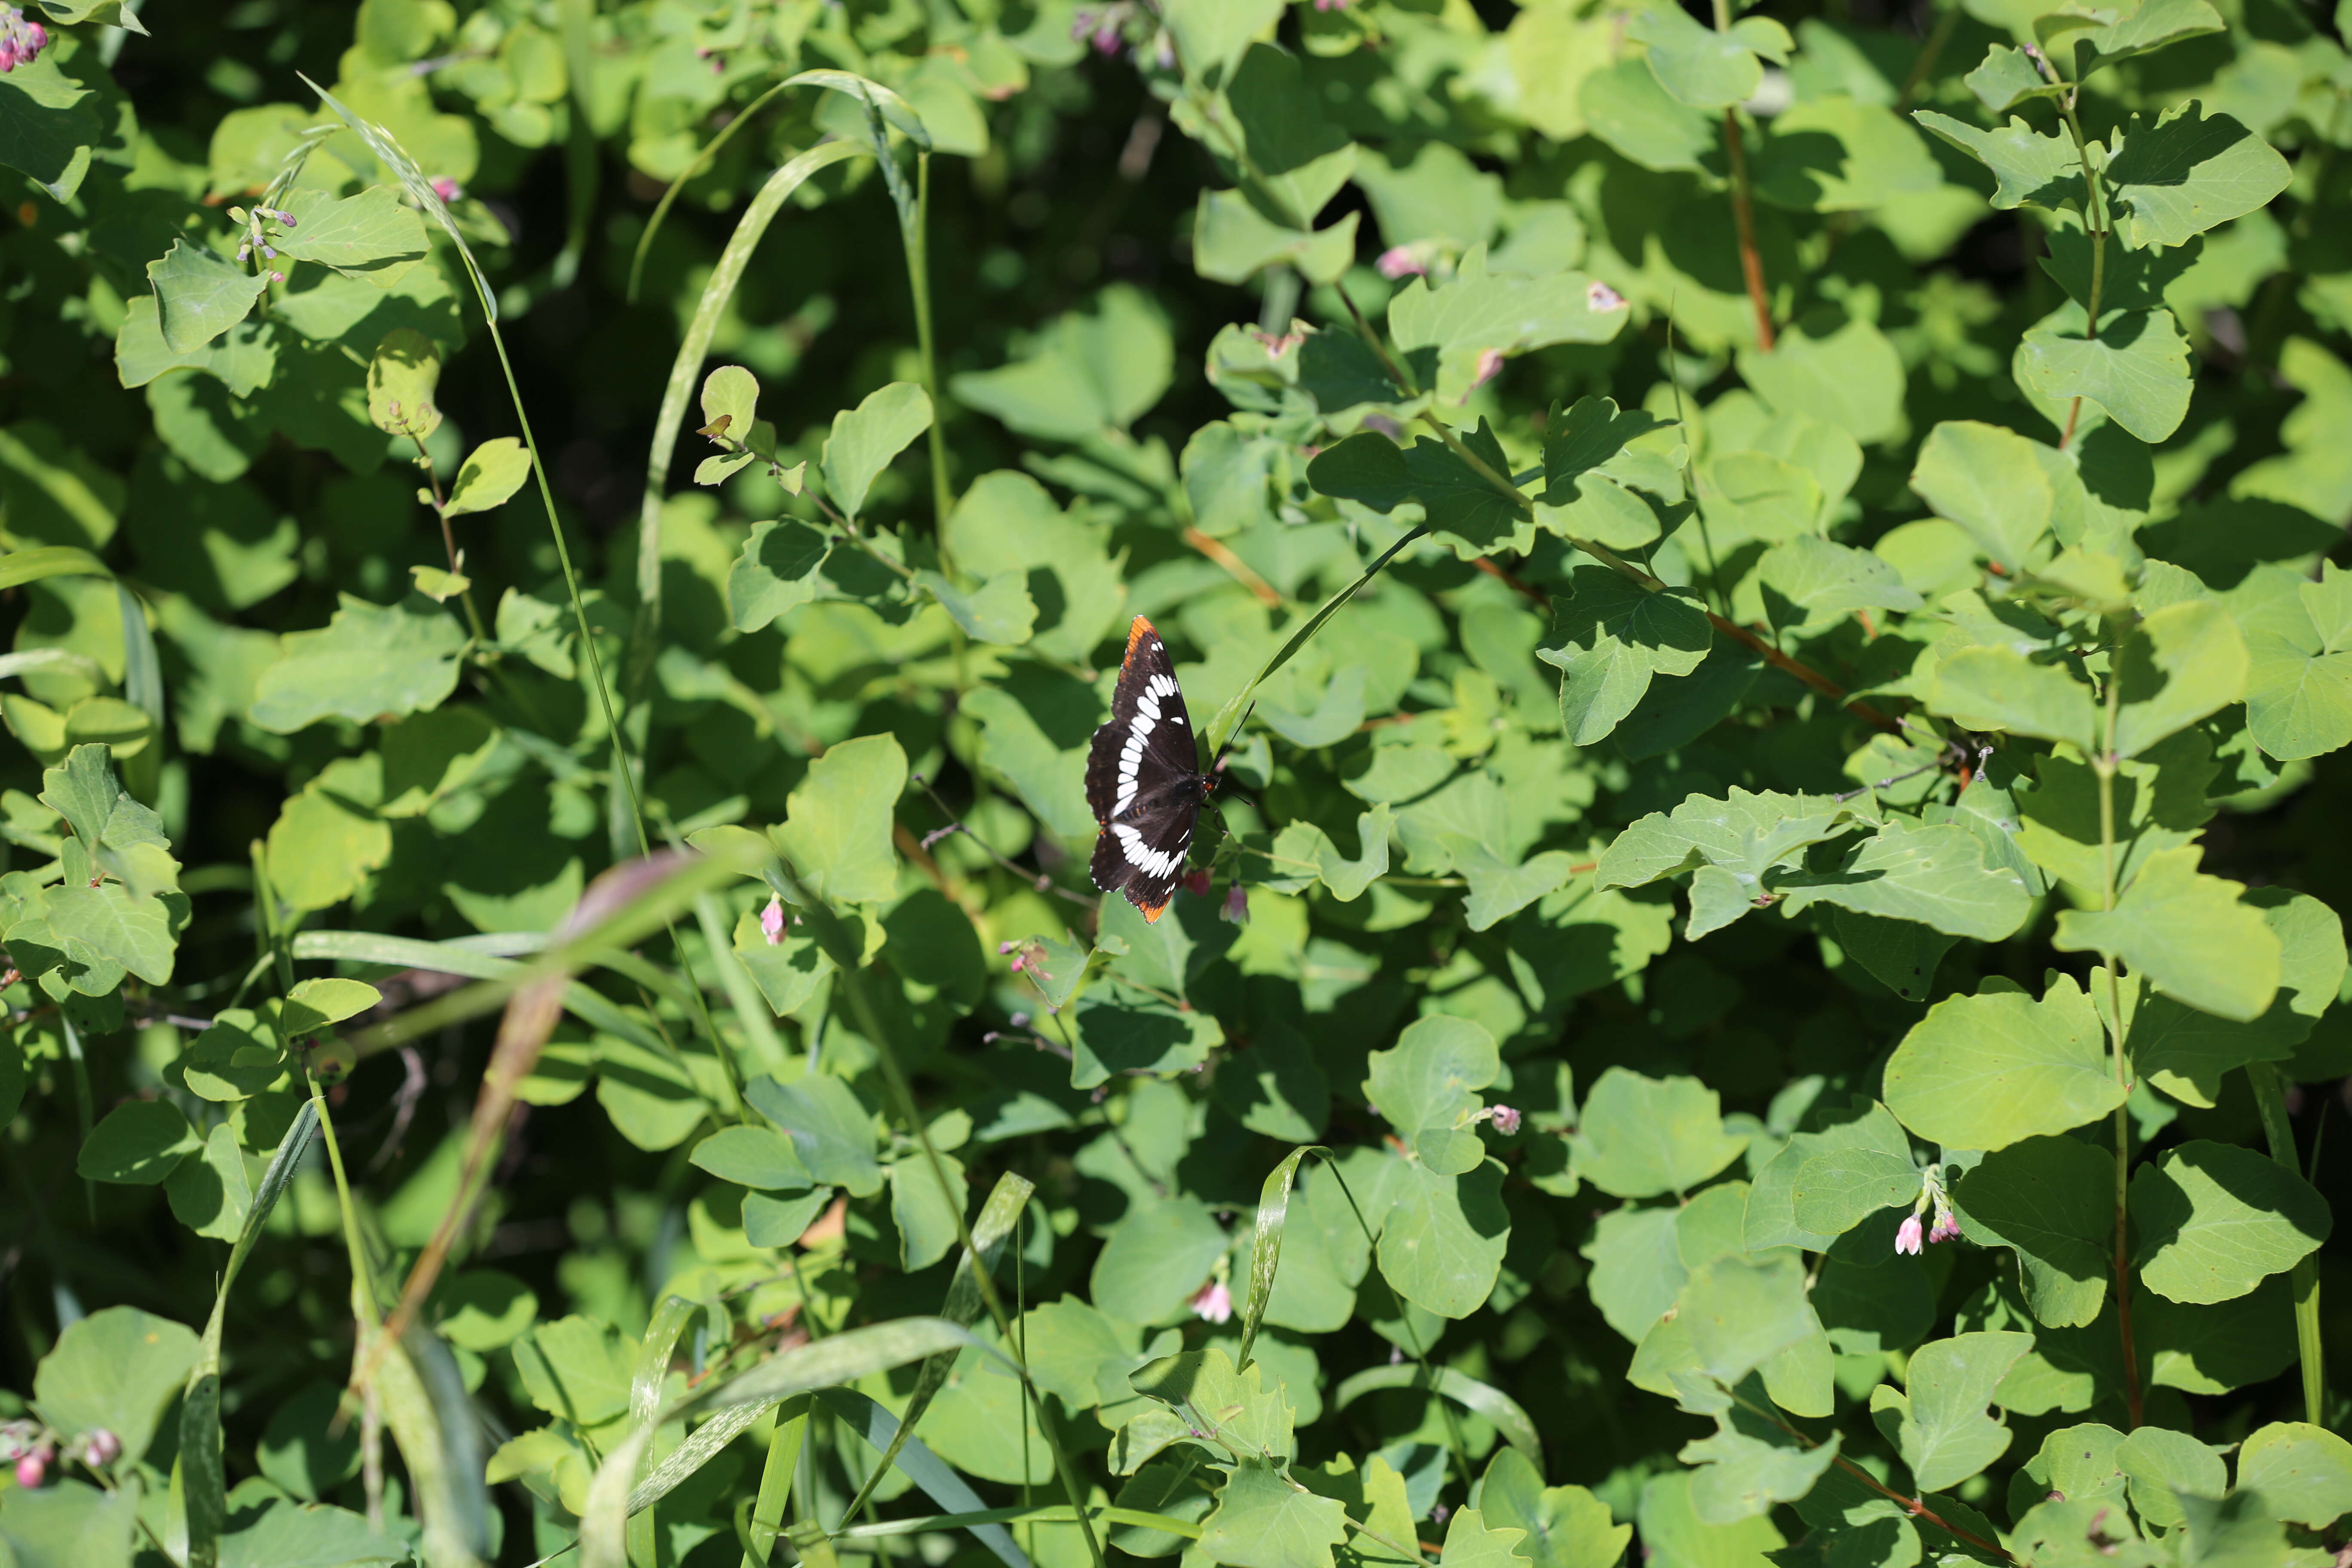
1084 616 1203 922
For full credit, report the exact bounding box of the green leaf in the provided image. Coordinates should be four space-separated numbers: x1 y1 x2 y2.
689 1124 814 1191
2235 1422 2352 1529
1540 396 1671 502
1734 311 1907 446
1912 112 2083 211
1538 570 1712 747
432 1270 540 1352
1678 1253 1816 1387
1949 1136 2113 1327
1580 56 1716 174
744 1073 883 1197
1908 420 2054 567
1928 646 2100 754
1746 1097 1917 1252
77 1098 199 1184
1133 1346 1298 1462
1221 43 1357 230
890 1151 970 1271
2135 892 2345 1106
1332 1365 1542 1472
1193 191 1362 287
40 744 178 898
216 1498 404 1568
950 285 1171 441
276 185 430 284
1758 536 1922 627
1162 0 1283 87
1091 1196 1228 1324
772 732 906 905
1387 249 1627 405
1629 3 1784 110
1679 1405 1842 1525
823 382 933 521
2115 1426 2224 1531
1571 1067 1747 1199
32 880 181 989
280 977 381 1037
1366 1014 1500 1174
248 593 466 733
2105 104 2291 250
1307 424 1524 555
1966 45 2067 116
1773 818 2032 942
148 239 268 355
1883 974 2125 1150
442 437 532 518
916 569 1037 646
728 520 835 634
365 327 441 439
0 55 102 202
1790 1148 1920 1238
2063 0 2225 75
2054 848 2281 1023
2112 600 2248 759
2240 560 2352 761
1379 1158 1510 1318
1474 1450 1630 1568
164 1121 253 1242
1749 96 1943 212
2130 1139 2330 1304
32 1305 201 1468
2016 308 2193 445
1896 1332 2035 1492
1198 1458 1349 1568
1635 1472 1785 1568
1263 806 1391 901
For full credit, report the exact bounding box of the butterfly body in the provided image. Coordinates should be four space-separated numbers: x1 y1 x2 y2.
1085 616 1213 922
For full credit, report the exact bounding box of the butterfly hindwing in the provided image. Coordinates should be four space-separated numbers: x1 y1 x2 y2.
1086 616 1202 922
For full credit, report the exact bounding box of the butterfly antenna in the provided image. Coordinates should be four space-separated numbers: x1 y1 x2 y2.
1207 703 1258 787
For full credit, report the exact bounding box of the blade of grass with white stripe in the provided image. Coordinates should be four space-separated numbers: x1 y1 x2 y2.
579 1317 991 1568
839 1173 1035 1520
1236 1145 1330 1375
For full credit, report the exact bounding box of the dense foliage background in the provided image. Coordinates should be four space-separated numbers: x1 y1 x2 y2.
3 0 2352 1564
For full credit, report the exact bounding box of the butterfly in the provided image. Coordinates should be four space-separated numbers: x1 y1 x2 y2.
1085 616 1218 922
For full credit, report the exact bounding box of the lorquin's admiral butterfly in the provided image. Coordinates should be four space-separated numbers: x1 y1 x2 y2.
1085 616 1219 923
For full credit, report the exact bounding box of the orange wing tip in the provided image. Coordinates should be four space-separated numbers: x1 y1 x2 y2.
1138 896 1170 923
1122 615 1156 668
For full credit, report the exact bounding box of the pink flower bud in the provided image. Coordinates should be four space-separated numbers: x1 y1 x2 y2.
1929 1213 1962 1244
82 1430 119 1466
1222 883 1249 923
1466 347 1506 396
15 1452 44 1489
760 895 785 946
1376 246 1425 280
1587 280 1627 312
1183 868 1212 897
1490 1105 1521 1135
1189 1279 1234 1323
430 177 463 203
1895 1214 1924 1256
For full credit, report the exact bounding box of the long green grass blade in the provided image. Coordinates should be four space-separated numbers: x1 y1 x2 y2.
1332 1363 1544 1472
815 1387 1030 1568
1237 1145 1329 1374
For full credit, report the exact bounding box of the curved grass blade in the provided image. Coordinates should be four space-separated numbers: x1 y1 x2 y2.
627 1394 793 1516
816 1387 1029 1568
1332 1363 1544 1472
840 1172 1035 1519
831 1504 1206 1543
580 1317 991 1568
292 931 668 1063
0 648 107 685
177 1102 319 1568
1201 525 1431 760
0 544 110 590
1237 1146 1330 1374
627 1295 712 1564
631 137 870 697
627 75 801 303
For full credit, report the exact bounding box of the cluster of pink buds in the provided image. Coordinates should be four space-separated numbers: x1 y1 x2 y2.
229 203 297 283
760 894 787 946
1188 1275 1234 1323
1895 1164 1960 1256
1375 244 1430 281
1182 868 1212 897
1069 1 1139 56
1471 1103 1521 1135
0 8 48 72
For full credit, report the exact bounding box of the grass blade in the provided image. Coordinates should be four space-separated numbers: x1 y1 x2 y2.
1332 1363 1544 1472
291 929 668 1058
1237 1146 1329 1375
816 1387 1029 1568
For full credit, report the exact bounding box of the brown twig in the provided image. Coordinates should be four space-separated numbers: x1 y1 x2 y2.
1722 111 1776 351
1184 526 1282 607
1735 1392 2016 1564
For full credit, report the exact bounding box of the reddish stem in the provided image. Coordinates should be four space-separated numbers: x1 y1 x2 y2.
1723 111 1776 351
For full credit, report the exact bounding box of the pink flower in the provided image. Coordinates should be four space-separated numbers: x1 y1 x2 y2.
1587 280 1627 312
1895 1214 1924 1256
81 1430 119 1467
1376 246 1425 280
1315 0 1351 11
0 9 48 72
1183 868 1213 897
1466 347 1506 397
1222 883 1249 923
429 177 464 203
1929 1213 1962 1244
1489 1105 1521 1135
14 1452 44 1489
760 895 785 946
1190 1280 1234 1323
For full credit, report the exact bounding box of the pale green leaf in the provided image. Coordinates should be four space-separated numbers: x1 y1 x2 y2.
1883 974 2124 1150
2054 847 2280 1023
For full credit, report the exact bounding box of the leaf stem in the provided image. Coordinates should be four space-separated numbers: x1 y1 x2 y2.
2248 1061 2326 1425
902 149 956 542
2055 93 2109 452
2092 635 2144 1430
1730 1391 2016 1564
1721 110 1776 351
